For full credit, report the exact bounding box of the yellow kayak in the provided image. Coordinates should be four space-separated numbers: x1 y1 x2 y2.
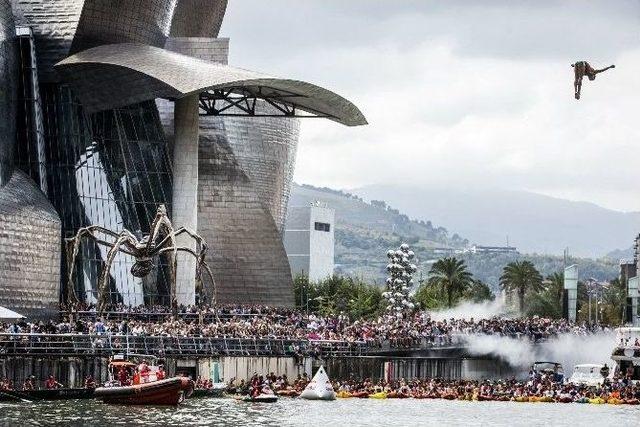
336 391 353 398
607 398 623 405
589 398 606 405
514 396 529 403
369 392 388 399
538 396 554 403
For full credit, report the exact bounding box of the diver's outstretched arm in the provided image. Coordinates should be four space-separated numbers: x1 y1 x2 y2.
593 65 615 74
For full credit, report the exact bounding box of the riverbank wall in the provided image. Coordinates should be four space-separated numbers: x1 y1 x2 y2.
0 355 518 387
326 356 519 381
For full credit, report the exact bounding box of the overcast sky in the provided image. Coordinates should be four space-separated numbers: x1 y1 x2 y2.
221 1 640 212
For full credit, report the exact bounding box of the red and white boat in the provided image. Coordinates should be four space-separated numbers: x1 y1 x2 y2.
94 357 193 405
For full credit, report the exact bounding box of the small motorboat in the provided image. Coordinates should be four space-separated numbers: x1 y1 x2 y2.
0 388 94 402
191 384 226 399
300 367 336 401
95 377 193 405
241 393 279 403
94 356 193 406
239 385 279 403
276 388 300 397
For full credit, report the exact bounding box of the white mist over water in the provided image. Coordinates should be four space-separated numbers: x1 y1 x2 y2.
464 331 616 373
428 300 616 373
428 300 511 321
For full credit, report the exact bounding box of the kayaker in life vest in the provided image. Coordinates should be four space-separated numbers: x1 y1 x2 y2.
84 375 96 389
157 366 166 381
45 375 63 389
139 360 150 383
117 367 129 386
22 375 36 391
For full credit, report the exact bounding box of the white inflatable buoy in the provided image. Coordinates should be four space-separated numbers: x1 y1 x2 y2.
300 366 336 401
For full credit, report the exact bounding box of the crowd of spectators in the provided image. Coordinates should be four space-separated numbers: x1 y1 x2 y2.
0 303 609 349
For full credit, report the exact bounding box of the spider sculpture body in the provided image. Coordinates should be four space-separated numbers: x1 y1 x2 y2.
65 204 215 313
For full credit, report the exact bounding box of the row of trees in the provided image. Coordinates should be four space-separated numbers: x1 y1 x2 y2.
416 257 626 324
294 256 627 324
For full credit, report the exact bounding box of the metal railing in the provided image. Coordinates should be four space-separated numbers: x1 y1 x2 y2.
0 334 367 358
61 310 289 323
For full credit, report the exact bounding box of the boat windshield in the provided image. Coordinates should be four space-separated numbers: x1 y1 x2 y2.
533 362 563 374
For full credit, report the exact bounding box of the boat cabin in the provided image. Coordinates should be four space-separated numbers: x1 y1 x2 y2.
567 364 606 386
531 361 564 382
611 327 640 381
105 355 166 387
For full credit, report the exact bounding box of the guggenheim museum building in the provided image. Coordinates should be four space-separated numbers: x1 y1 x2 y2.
0 0 365 318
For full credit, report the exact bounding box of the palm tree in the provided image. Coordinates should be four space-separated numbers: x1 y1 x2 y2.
428 257 473 308
499 261 543 313
546 272 564 307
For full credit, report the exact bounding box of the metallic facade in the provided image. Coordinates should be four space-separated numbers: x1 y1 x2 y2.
0 170 61 319
69 0 177 53
11 0 84 82
160 37 299 305
0 0 61 319
217 108 300 233
170 0 227 38
0 0 366 312
197 117 295 306
55 43 368 126
0 0 16 186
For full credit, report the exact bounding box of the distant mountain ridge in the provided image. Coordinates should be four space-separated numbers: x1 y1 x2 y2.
351 185 640 258
288 183 468 282
287 183 619 286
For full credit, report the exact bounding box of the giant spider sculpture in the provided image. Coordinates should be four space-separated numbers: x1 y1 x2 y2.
65 204 216 313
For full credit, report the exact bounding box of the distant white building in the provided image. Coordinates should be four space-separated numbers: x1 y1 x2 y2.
284 202 335 281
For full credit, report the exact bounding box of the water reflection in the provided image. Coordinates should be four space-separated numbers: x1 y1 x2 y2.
1 397 639 427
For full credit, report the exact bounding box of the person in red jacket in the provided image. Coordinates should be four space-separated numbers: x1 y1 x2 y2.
157 366 166 381
45 375 63 389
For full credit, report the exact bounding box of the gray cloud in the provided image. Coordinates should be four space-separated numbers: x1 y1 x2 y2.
222 1 640 211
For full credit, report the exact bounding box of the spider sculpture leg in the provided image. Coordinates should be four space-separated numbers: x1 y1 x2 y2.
174 228 215 307
65 226 132 304
148 207 179 312
97 232 138 313
158 245 217 310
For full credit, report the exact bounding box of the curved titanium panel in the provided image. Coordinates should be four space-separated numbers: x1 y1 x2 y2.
55 43 368 126
11 0 84 82
0 170 61 319
70 0 177 54
215 105 299 233
170 0 227 38
0 0 16 186
160 98 299 233
198 118 295 306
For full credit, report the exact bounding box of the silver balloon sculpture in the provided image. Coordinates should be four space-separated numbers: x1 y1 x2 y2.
382 243 417 317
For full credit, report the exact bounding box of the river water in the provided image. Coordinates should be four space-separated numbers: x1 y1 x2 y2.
1 398 638 427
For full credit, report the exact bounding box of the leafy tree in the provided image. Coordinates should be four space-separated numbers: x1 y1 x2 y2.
427 257 473 308
499 260 543 313
597 278 626 325
293 274 383 319
524 272 563 318
414 282 447 310
463 279 495 303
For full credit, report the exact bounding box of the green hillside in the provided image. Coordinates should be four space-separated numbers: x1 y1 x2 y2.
288 184 619 287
